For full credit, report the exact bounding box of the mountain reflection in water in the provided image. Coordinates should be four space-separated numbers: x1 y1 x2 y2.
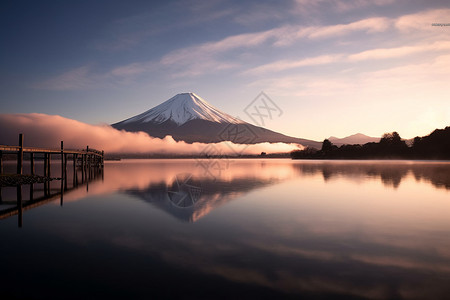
3 160 448 224
126 173 279 222
105 159 450 299
1 159 450 299
102 160 450 222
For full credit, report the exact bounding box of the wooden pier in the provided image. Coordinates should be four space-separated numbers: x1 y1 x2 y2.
0 134 104 178
0 134 104 227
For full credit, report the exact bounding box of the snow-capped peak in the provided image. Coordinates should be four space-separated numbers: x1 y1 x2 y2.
122 92 244 126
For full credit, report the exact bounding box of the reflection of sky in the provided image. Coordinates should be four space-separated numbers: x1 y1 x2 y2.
1 159 450 299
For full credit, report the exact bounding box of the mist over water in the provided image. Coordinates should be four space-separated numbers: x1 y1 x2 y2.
1 159 450 299
0 113 301 154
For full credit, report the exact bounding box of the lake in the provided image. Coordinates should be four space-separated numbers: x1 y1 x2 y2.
1 159 450 299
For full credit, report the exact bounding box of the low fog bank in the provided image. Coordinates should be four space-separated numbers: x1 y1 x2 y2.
0 113 303 155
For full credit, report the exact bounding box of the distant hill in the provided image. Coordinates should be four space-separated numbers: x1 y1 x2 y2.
328 133 379 146
292 127 450 160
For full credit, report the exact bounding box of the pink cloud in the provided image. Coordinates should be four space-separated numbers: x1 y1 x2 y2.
0 113 302 155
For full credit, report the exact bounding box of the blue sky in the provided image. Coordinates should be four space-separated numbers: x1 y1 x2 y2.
1 0 449 141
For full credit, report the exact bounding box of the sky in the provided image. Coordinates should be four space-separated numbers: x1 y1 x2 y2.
1 0 449 141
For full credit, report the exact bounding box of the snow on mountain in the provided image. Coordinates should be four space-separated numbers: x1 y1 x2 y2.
112 92 322 148
121 92 243 126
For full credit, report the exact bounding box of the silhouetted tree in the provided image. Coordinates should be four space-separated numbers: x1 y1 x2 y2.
292 127 449 160
290 147 318 159
380 132 402 145
412 127 450 159
413 136 422 146
321 139 333 152
378 131 409 157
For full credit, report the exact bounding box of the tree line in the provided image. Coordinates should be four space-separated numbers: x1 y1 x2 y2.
291 126 450 160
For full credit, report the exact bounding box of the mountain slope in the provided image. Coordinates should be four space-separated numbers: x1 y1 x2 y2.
112 92 321 149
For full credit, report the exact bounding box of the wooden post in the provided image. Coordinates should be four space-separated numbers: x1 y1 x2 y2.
81 154 85 183
30 183 34 201
64 153 68 190
72 154 75 186
17 185 23 228
47 153 52 177
60 176 64 206
0 151 3 175
44 153 48 177
43 153 48 196
17 134 23 175
44 178 48 196
47 153 51 194
30 152 35 175
86 146 90 172
73 154 77 187
61 141 64 180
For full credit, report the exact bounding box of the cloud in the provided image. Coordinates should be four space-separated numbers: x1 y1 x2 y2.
0 113 302 155
160 28 282 66
93 1 236 52
33 66 101 91
248 74 356 97
348 40 450 61
156 16 391 78
244 40 450 75
36 27 280 88
109 61 154 77
294 0 396 13
359 54 450 88
166 60 239 79
160 16 391 62
243 54 344 75
250 53 450 96
395 8 450 32
34 8 448 87
161 8 447 77
307 17 391 39
33 61 157 91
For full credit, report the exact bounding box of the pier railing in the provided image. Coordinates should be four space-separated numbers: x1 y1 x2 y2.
0 134 104 227
0 134 104 177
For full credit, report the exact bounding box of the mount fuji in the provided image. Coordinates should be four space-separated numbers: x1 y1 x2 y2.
112 93 321 148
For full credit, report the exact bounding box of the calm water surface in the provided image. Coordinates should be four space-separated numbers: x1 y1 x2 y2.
1 159 450 299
